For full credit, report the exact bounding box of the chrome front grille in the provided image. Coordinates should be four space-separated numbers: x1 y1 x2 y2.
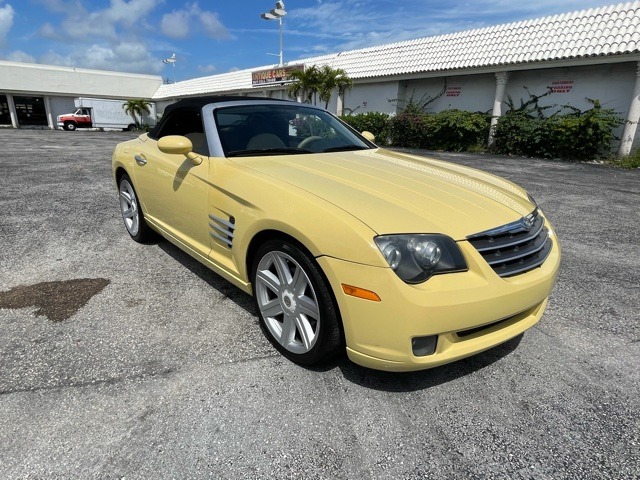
467 209 552 277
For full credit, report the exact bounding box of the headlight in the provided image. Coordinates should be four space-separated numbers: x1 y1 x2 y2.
374 234 467 284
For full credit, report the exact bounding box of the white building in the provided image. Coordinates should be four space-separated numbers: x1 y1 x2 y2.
1 1 639 155
0 62 162 130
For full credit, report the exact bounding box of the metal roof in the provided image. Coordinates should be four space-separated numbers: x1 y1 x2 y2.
153 1 640 100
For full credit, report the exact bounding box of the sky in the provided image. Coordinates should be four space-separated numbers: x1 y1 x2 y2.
0 0 627 81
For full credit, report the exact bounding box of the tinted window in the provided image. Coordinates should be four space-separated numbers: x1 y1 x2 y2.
214 104 373 156
155 108 208 155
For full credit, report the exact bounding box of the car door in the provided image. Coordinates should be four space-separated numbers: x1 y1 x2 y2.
132 108 211 258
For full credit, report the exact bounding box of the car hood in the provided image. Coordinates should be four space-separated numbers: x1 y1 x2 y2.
236 148 535 240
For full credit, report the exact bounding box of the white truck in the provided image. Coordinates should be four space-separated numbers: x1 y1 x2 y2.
56 97 156 131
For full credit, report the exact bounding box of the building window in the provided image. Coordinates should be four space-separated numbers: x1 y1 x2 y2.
13 96 48 126
0 95 10 125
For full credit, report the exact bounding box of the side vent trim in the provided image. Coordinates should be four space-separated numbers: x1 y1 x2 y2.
209 214 236 248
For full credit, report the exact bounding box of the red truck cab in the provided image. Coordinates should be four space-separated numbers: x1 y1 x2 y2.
57 108 92 131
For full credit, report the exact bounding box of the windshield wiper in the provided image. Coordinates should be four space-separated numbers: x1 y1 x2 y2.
227 147 312 157
322 145 370 153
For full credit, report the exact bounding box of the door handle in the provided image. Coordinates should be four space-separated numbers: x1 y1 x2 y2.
134 154 147 165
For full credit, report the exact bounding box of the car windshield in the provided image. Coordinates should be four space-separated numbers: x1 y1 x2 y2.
214 104 374 157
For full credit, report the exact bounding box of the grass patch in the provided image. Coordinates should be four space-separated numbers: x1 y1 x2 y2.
612 149 640 169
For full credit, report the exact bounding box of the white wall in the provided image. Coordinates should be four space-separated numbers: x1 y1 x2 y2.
0 61 162 99
505 63 635 116
342 81 399 115
402 74 497 113
48 96 77 121
506 63 637 147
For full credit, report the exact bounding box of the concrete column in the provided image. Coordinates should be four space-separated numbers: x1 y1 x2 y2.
6 94 18 128
618 61 640 157
336 90 344 116
44 96 55 129
487 71 510 148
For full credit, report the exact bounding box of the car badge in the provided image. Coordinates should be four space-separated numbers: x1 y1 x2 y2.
521 214 535 230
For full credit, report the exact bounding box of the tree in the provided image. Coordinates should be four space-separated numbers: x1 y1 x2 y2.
286 65 322 105
318 66 353 110
287 65 353 112
122 99 152 128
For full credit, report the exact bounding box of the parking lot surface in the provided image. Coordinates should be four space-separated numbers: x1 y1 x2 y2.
1 129 638 479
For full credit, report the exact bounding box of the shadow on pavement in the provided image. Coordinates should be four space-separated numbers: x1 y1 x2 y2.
157 237 524 391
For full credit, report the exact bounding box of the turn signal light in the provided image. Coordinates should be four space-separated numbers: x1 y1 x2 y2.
341 284 381 302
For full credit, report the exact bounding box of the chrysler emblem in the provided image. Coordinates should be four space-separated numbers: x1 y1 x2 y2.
521 213 535 230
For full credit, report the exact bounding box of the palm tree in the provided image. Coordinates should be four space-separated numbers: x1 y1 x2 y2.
287 65 353 113
318 66 353 111
122 99 152 128
286 66 322 105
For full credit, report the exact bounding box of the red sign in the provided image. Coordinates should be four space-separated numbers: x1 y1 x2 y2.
446 87 462 97
551 80 574 93
252 65 304 86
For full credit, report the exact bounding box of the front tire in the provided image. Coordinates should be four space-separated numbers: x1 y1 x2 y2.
118 174 153 243
65 121 77 131
252 240 342 366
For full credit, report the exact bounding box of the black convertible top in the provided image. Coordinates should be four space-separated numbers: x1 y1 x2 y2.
149 95 296 138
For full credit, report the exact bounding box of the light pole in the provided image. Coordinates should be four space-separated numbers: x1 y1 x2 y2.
163 53 176 83
260 1 287 67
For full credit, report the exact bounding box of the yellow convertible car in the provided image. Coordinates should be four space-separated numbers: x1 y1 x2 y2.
112 97 560 371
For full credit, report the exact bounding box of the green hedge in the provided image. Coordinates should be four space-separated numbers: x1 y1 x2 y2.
341 109 489 151
339 99 621 160
492 100 622 160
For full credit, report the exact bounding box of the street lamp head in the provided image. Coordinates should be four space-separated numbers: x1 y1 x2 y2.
261 12 278 20
276 1 285 9
270 8 286 17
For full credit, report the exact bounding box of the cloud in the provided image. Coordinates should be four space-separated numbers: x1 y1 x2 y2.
200 11 229 39
197 64 216 74
5 49 36 63
37 41 164 74
0 2 15 48
286 0 623 55
160 3 230 40
38 0 157 42
28 0 164 74
160 6 191 39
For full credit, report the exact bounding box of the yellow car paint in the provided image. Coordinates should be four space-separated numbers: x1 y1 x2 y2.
113 115 560 372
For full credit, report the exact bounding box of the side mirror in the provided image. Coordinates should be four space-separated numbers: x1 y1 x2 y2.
158 135 193 155
361 131 376 142
157 135 202 165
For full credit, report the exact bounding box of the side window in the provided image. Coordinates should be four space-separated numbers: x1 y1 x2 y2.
155 109 208 155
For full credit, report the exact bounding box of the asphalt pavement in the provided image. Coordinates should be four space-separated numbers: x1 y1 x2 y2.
0 128 638 479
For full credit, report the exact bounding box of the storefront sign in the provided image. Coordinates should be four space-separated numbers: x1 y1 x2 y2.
252 65 304 86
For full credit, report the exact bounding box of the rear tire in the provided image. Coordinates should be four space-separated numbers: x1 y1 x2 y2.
251 239 342 366
118 174 153 243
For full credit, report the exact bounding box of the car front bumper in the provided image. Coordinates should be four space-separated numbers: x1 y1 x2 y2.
317 226 560 372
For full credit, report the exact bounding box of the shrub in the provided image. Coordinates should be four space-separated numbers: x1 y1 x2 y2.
340 112 392 145
387 108 489 151
493 93 623 160
427 110 490 151
388 108 434 148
